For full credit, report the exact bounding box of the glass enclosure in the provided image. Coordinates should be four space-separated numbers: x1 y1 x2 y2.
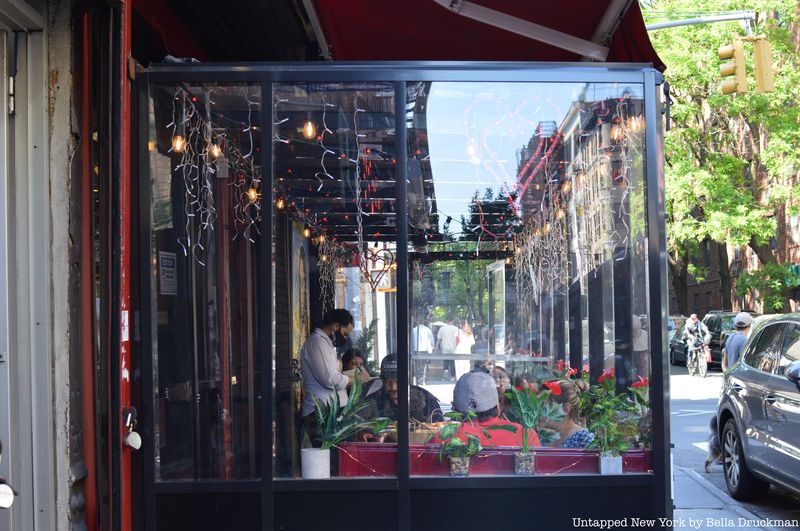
146 84 262 480
146 76 655 483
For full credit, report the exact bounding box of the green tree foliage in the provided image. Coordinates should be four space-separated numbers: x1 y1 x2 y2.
645 0 800 313
736 263 800 312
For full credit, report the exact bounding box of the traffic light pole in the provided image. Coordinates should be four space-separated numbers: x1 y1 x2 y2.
646 11 755 32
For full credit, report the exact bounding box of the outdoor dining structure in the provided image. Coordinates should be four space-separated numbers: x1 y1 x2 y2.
139 62 669 530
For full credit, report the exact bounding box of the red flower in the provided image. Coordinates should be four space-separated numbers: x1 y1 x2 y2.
631 376 649 388
582 364 590 373
515 385 525 391
544 381 562 396
598 368 615 383
566 367 577 377
555 359 566 372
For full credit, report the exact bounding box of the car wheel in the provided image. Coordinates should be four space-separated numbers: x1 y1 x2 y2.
722 419 770 501
669 346 676 366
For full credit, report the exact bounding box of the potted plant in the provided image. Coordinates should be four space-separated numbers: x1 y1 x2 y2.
627 376 651 449
302 378 385 479
584 369 633 474
504 380 565 475
430 411 484 476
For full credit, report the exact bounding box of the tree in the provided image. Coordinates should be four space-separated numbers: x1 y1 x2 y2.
646 0 800 313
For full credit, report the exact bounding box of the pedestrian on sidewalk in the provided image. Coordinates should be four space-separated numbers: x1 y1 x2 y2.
722 312 753 370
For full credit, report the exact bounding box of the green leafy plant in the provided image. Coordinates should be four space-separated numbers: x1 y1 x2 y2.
628 376 651 449
504 381 565 451
582 369 636 456
431 411 484 463
428 410 516 463
735 262 800 313
312 377 387 450
355 318 379 373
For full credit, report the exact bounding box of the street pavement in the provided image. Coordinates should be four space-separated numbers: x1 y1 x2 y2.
670 364 800 530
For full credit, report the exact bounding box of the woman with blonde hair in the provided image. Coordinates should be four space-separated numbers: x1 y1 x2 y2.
544 378 595 448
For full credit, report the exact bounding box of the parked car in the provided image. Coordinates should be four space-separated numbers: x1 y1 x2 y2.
716 313 800 501
669 311 759 367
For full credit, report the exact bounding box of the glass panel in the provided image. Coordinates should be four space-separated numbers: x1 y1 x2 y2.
406 82 651 476
744 324 783 372
272 82 398 478
778 324 800 376
147 83 262 480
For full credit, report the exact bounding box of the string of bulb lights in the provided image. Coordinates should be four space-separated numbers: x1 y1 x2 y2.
167 85 262 264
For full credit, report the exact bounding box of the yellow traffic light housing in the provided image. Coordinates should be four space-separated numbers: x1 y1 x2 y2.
719 39 748 94
753 37 774 93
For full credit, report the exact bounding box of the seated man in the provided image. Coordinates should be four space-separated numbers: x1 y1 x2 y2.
363 354 443 423
449 371 540 448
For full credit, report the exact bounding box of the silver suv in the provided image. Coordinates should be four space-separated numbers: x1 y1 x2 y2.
717 314 800 500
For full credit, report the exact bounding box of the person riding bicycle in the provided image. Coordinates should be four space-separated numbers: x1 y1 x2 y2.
682 313 709 350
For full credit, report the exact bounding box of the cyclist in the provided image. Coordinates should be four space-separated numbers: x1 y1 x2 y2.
682 313 709 350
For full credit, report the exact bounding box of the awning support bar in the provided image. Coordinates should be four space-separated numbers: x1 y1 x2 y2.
433 0 609 62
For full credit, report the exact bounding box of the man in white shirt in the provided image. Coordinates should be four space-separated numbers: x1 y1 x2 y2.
436 316 460 381
412 318 435 384
300 309 369 447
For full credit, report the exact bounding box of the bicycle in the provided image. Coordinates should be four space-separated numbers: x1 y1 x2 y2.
686 336 709 378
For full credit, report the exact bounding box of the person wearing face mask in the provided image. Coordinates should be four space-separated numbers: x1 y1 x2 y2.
301 309 370 447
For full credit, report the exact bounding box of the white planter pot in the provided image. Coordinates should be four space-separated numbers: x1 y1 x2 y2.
599 454 623 475
301 448 331 479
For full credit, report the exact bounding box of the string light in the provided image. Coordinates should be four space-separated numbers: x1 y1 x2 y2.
172 135 186 153
275 197 285 210
209 143 221 159
561 180 572 195
247 188 259 204
303 227 311 238
302 113 317 139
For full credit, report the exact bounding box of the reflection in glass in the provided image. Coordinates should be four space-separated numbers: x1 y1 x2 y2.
148 84 262 480
406 82 651 476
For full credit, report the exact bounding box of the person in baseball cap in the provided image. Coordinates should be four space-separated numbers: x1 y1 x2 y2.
723 312 754 370
361 354 443 425
733 312 753 329
447 370 541 448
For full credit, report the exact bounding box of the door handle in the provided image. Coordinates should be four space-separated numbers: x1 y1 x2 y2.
764 395 776 405
732 383 743 392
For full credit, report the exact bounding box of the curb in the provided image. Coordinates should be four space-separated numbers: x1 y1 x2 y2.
680 466 783 531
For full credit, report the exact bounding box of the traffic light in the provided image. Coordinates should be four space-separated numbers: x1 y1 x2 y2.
753 37 774 93
719 39 748 94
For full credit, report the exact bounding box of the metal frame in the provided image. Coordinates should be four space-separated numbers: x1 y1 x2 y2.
137 61 670 531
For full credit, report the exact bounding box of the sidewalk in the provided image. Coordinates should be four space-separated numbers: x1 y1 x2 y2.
674 466 782 530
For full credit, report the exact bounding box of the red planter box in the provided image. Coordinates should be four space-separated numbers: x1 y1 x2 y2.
338 443 652 476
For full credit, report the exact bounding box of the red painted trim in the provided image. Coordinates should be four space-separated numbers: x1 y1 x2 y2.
80 12 99 531
132 0 208 60
120 1 133 529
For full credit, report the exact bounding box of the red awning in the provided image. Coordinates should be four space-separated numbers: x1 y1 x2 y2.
310 0 664 71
